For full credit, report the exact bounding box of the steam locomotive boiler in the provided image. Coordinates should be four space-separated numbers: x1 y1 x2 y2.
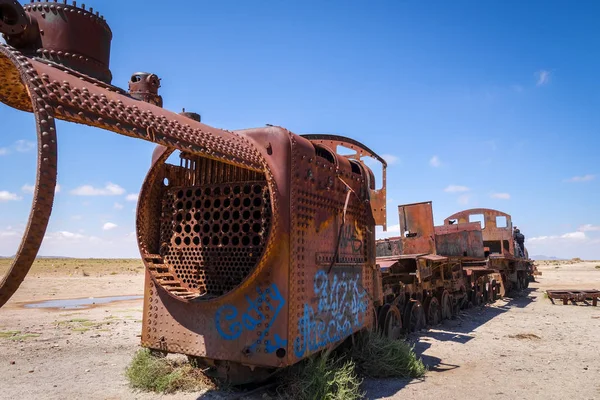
0 0 388 383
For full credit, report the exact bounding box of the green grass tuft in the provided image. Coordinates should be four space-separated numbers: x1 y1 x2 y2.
0 330 21 338
7 333 41 341
278 331 425 399
279 351 363 400
125 349 213 394
350 331 426 379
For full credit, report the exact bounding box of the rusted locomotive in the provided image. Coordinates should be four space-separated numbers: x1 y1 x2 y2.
0 0 388 384
375 201 534 333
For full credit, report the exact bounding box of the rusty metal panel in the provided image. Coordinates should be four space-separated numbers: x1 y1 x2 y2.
444 208 515 255
288 135 374 365
434 223 485 258
398 201 436 255
375 237 402 256
300 135 387 230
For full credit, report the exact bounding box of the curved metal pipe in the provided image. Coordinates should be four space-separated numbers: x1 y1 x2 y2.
0 46 58 308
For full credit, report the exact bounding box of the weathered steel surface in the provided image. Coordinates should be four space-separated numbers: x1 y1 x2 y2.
435 223 485 259
0 1 387 384
546 289 599 306
444 208 516 257
398 201 436 255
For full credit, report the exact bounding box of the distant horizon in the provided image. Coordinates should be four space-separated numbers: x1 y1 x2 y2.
1 254 599 262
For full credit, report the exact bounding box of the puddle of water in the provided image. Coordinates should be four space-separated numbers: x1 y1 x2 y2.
23 295 143 309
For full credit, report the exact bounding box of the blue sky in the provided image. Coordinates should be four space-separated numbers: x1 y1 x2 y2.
1 0 599 259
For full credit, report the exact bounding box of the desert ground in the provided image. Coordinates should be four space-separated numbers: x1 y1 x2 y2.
1 259 599 400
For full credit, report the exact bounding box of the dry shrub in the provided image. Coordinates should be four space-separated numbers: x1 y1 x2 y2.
509 333 541 340
125 348 214 394
349 331 426 379
278 351 363 400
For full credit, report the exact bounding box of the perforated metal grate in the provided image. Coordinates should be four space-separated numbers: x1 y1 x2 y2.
160 180 272 298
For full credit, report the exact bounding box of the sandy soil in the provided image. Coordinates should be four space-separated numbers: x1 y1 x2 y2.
1 259 599 400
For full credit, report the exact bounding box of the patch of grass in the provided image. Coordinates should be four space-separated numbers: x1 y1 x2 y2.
595 265 600 269
7 333 41 341
66 318 89 323
509 333 541 340
0 330 21 338
125 349 214 394
349 331 426 379
279 351 363 400
71 327 90 333
278 332 425 400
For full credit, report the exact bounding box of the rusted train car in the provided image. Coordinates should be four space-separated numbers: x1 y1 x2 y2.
0 0 388 384
375 201 534 333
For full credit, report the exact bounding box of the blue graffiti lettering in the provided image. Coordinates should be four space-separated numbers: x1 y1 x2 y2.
295 270 368 357
215 283 288 354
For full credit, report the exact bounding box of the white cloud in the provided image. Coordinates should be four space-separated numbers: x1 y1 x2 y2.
579 224 600 232
45 231 85 240
70 182 125 196
561 231 586 240
457 194 470 205
15 140 35 152
55 183 61 193
381 154 399 165
21 184 35 194
526 230 600 259
0 191 22 201
0 147 8 155
103 222 118 231
125 193 139 202
529 231 587 243
429 155 441 167
490 192 510 200
444 185 470 193
565 174 595 182
535 70 551 86
114 202 124 210
0 227 139 258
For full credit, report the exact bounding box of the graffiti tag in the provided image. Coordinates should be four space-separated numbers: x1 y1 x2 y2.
339 224 362 253
294 270 368 357
215 283 287 353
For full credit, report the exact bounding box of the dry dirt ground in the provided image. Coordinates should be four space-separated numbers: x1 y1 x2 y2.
1 259 599 400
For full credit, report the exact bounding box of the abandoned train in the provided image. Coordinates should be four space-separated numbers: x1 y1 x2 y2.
375 202 534 335
0 0 533 385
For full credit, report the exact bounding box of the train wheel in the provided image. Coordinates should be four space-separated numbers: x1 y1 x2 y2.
440 290 452 320
473 291 483 307
377 304 390 333
370 305 379 332
451 295 461 317
490 280 498 302
383 305 402 340
424 296 441 326
516 276 523 291
403 300 425 333
523 275 529 289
